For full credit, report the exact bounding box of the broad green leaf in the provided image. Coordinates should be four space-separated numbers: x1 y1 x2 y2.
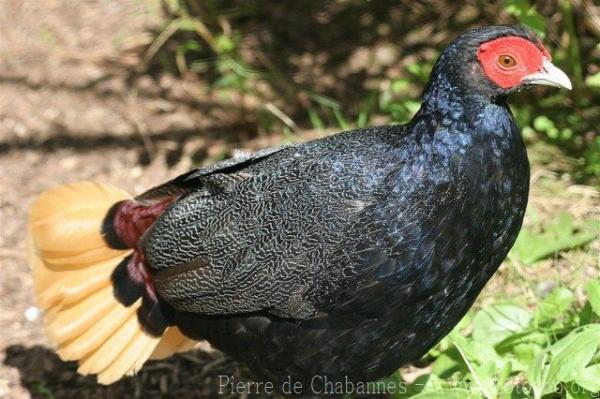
496 361 513 392
415 373 444 392
449 332 501 367
472 303 531 345
512 343 543 372
527 350 549 399
510 213 599 265
585 280 600 318
550 324 600 356
450 334 499 399
574 363 600 393
543 325 600 395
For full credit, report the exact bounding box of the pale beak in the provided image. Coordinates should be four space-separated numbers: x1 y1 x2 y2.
522 59 572 90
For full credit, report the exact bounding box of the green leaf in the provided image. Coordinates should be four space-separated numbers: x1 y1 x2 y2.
510 213 599 265
413 373 444 393
472 303 531 345
543 325 600 395
550 324 600 356
578 302 597 326
216 34 236 53
391 78 410 93
333 109 350 131
504 0 546 38
534 287 574 325
504 384 535 399
399 373 447 398
403 100 422 117
450 332 501 366
533 115 556 132
307 108 325 131
527 350 549 399
356 110 370 129
431 349 468 378
449 334 499 399
574 363 600 392
585 72 600 88
585 280 600 318
512 343 543 372
309 93 341 110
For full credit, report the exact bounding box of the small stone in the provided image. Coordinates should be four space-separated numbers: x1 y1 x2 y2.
536 280 556 297
24 306 40 321
130 166 143 178
60 156 79 170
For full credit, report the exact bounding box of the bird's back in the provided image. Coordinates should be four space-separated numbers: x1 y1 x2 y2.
144 126 411 317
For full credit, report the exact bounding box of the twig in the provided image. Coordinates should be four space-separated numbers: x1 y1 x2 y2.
0 248 25 259
141 19 181 70
265 102 297 131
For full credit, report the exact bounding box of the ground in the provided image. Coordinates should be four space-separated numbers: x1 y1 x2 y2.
0 1 262 398
1 1 598 399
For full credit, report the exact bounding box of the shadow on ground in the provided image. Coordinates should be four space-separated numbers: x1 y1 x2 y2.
0 123 259 168
149 0 506 116
3 345 257 399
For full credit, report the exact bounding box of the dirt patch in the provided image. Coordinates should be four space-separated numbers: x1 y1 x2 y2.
0 1 267 398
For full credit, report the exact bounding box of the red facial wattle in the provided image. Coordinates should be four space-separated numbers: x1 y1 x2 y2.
477 36 549 89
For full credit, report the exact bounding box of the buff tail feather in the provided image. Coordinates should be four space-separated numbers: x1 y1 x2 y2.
28 182 197 384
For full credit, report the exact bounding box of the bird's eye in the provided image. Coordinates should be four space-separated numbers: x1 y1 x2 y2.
498 54 517 68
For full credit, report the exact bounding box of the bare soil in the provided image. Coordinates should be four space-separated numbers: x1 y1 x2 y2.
0 1 270 398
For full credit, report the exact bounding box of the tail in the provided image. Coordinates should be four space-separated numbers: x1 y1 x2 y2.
28 182 198 384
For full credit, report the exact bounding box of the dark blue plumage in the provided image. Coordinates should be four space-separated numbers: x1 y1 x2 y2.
119 25 557 392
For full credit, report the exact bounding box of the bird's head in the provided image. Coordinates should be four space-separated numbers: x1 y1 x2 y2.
425 25 572 102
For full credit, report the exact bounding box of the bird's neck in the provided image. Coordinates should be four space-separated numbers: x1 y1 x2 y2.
417 72 502 121
403 72 530 304
408 72 515 143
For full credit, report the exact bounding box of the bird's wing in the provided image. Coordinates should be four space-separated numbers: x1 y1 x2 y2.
150 187 420 321
144 130 405 320
135 146 288 203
